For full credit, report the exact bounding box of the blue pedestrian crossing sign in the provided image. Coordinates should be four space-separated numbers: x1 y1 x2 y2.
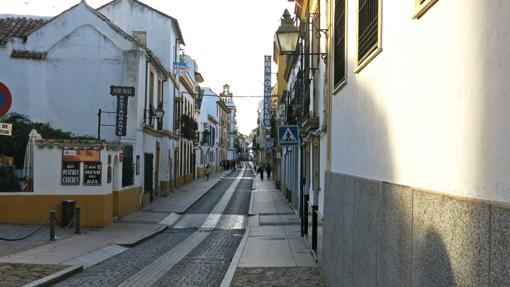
278 125 299 146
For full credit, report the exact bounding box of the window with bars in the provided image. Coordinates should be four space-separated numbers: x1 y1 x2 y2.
358 0 380 66
414 0 439 19
334 0 346 87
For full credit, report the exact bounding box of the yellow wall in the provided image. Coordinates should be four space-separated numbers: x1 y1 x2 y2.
0 194 113 227
113 186 141 218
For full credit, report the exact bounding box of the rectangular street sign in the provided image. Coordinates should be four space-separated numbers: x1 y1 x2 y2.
0 122 12 136
278 125 299 146
110 86 135 97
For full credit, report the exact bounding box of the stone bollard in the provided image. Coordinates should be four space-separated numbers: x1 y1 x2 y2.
49 210 56 241
75 207 81 234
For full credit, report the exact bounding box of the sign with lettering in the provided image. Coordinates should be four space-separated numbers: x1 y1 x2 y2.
63 149 100 162
61 162 80 185
83 162 102 186
110 86 135 97
263 55 272 147
0 122 12 136
174 61 188 76
116 95 128 136
110 86 134 137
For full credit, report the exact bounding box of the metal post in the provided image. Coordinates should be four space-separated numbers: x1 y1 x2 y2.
75 207 81 234
50 210 56 241
97 108 102 140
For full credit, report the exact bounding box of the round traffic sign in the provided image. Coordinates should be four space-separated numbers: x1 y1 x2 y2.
0 82 12 118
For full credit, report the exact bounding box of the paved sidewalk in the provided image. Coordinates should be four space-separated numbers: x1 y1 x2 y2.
222 176 325 287
120 170 232 224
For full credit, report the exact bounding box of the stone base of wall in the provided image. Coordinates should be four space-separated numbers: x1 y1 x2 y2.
322 171 510 286
0 194 113 227
113 186 141 219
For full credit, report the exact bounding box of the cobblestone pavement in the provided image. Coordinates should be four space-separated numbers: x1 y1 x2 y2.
230 267 326 287
185 170 239 214
223 172 254 215
0 262 67 287
0 225 95 257
56 168 253 287
153 229 244 287
54 229 196 287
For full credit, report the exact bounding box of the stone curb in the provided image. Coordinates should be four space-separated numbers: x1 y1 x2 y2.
117 224 168 247
220 225 251 287
24 265 83 287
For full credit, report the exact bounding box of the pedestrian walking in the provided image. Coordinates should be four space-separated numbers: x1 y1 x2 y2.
205 164 210 181
257 166 264 180
266 164 272 180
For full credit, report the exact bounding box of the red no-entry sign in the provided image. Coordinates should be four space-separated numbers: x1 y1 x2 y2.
0 82 12 118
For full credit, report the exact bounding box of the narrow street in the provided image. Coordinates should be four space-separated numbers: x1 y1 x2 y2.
56 166 253 287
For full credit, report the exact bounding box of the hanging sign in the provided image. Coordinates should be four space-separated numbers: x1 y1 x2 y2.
61 162 80 185
0 122 12 136
83 162 102 186
0 82 12 118
174 61 188 76
110 85 135 137
263 55 272 147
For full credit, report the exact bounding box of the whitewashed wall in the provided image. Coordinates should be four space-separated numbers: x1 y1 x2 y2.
330 0 510 202
33 146 120 195
99 0 181 133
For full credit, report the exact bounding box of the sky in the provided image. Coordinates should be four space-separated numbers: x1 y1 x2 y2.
0 0 294 135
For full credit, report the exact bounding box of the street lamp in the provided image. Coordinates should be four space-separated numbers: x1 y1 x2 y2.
274 9 300 55
274 9 328 62
153 106 165 120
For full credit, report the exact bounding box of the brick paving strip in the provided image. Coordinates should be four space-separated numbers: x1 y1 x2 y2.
116 169 245 286
230 267 325 287
0 263 68 287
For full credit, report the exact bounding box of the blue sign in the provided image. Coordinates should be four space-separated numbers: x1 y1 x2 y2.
278 125 299 146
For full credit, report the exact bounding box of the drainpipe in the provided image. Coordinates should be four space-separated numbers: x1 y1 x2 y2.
143 61 149 124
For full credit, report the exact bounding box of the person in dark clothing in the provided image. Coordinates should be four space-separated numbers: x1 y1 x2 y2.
266 164 272 180
257 166 264 180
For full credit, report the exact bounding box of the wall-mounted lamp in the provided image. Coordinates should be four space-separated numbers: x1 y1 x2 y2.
274 9 328 63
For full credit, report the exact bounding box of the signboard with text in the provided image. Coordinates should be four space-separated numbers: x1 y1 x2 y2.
83 162 102 186
263 55 272 148
174 61 188 76
0 122 12 136
110 85 135 137
61 162 80 185
63 149 100 162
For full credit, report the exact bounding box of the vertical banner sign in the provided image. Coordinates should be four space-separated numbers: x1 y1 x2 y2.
263 55 272 147
110 86 135 137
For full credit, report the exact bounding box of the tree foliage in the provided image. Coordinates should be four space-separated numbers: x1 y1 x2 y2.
0 113 93 168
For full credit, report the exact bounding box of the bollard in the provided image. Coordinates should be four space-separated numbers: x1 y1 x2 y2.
75 207 81 234
50 210 56 241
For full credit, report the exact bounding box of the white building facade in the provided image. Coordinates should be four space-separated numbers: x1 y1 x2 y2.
322 0 510 286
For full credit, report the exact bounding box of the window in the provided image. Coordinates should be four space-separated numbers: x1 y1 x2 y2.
334 0 346 87
357 0 381 71
413 0 439 19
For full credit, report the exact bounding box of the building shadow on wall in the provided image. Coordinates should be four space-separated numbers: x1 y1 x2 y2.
413 228 456 287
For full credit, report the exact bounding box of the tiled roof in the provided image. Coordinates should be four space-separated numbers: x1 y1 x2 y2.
0 17 47 45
